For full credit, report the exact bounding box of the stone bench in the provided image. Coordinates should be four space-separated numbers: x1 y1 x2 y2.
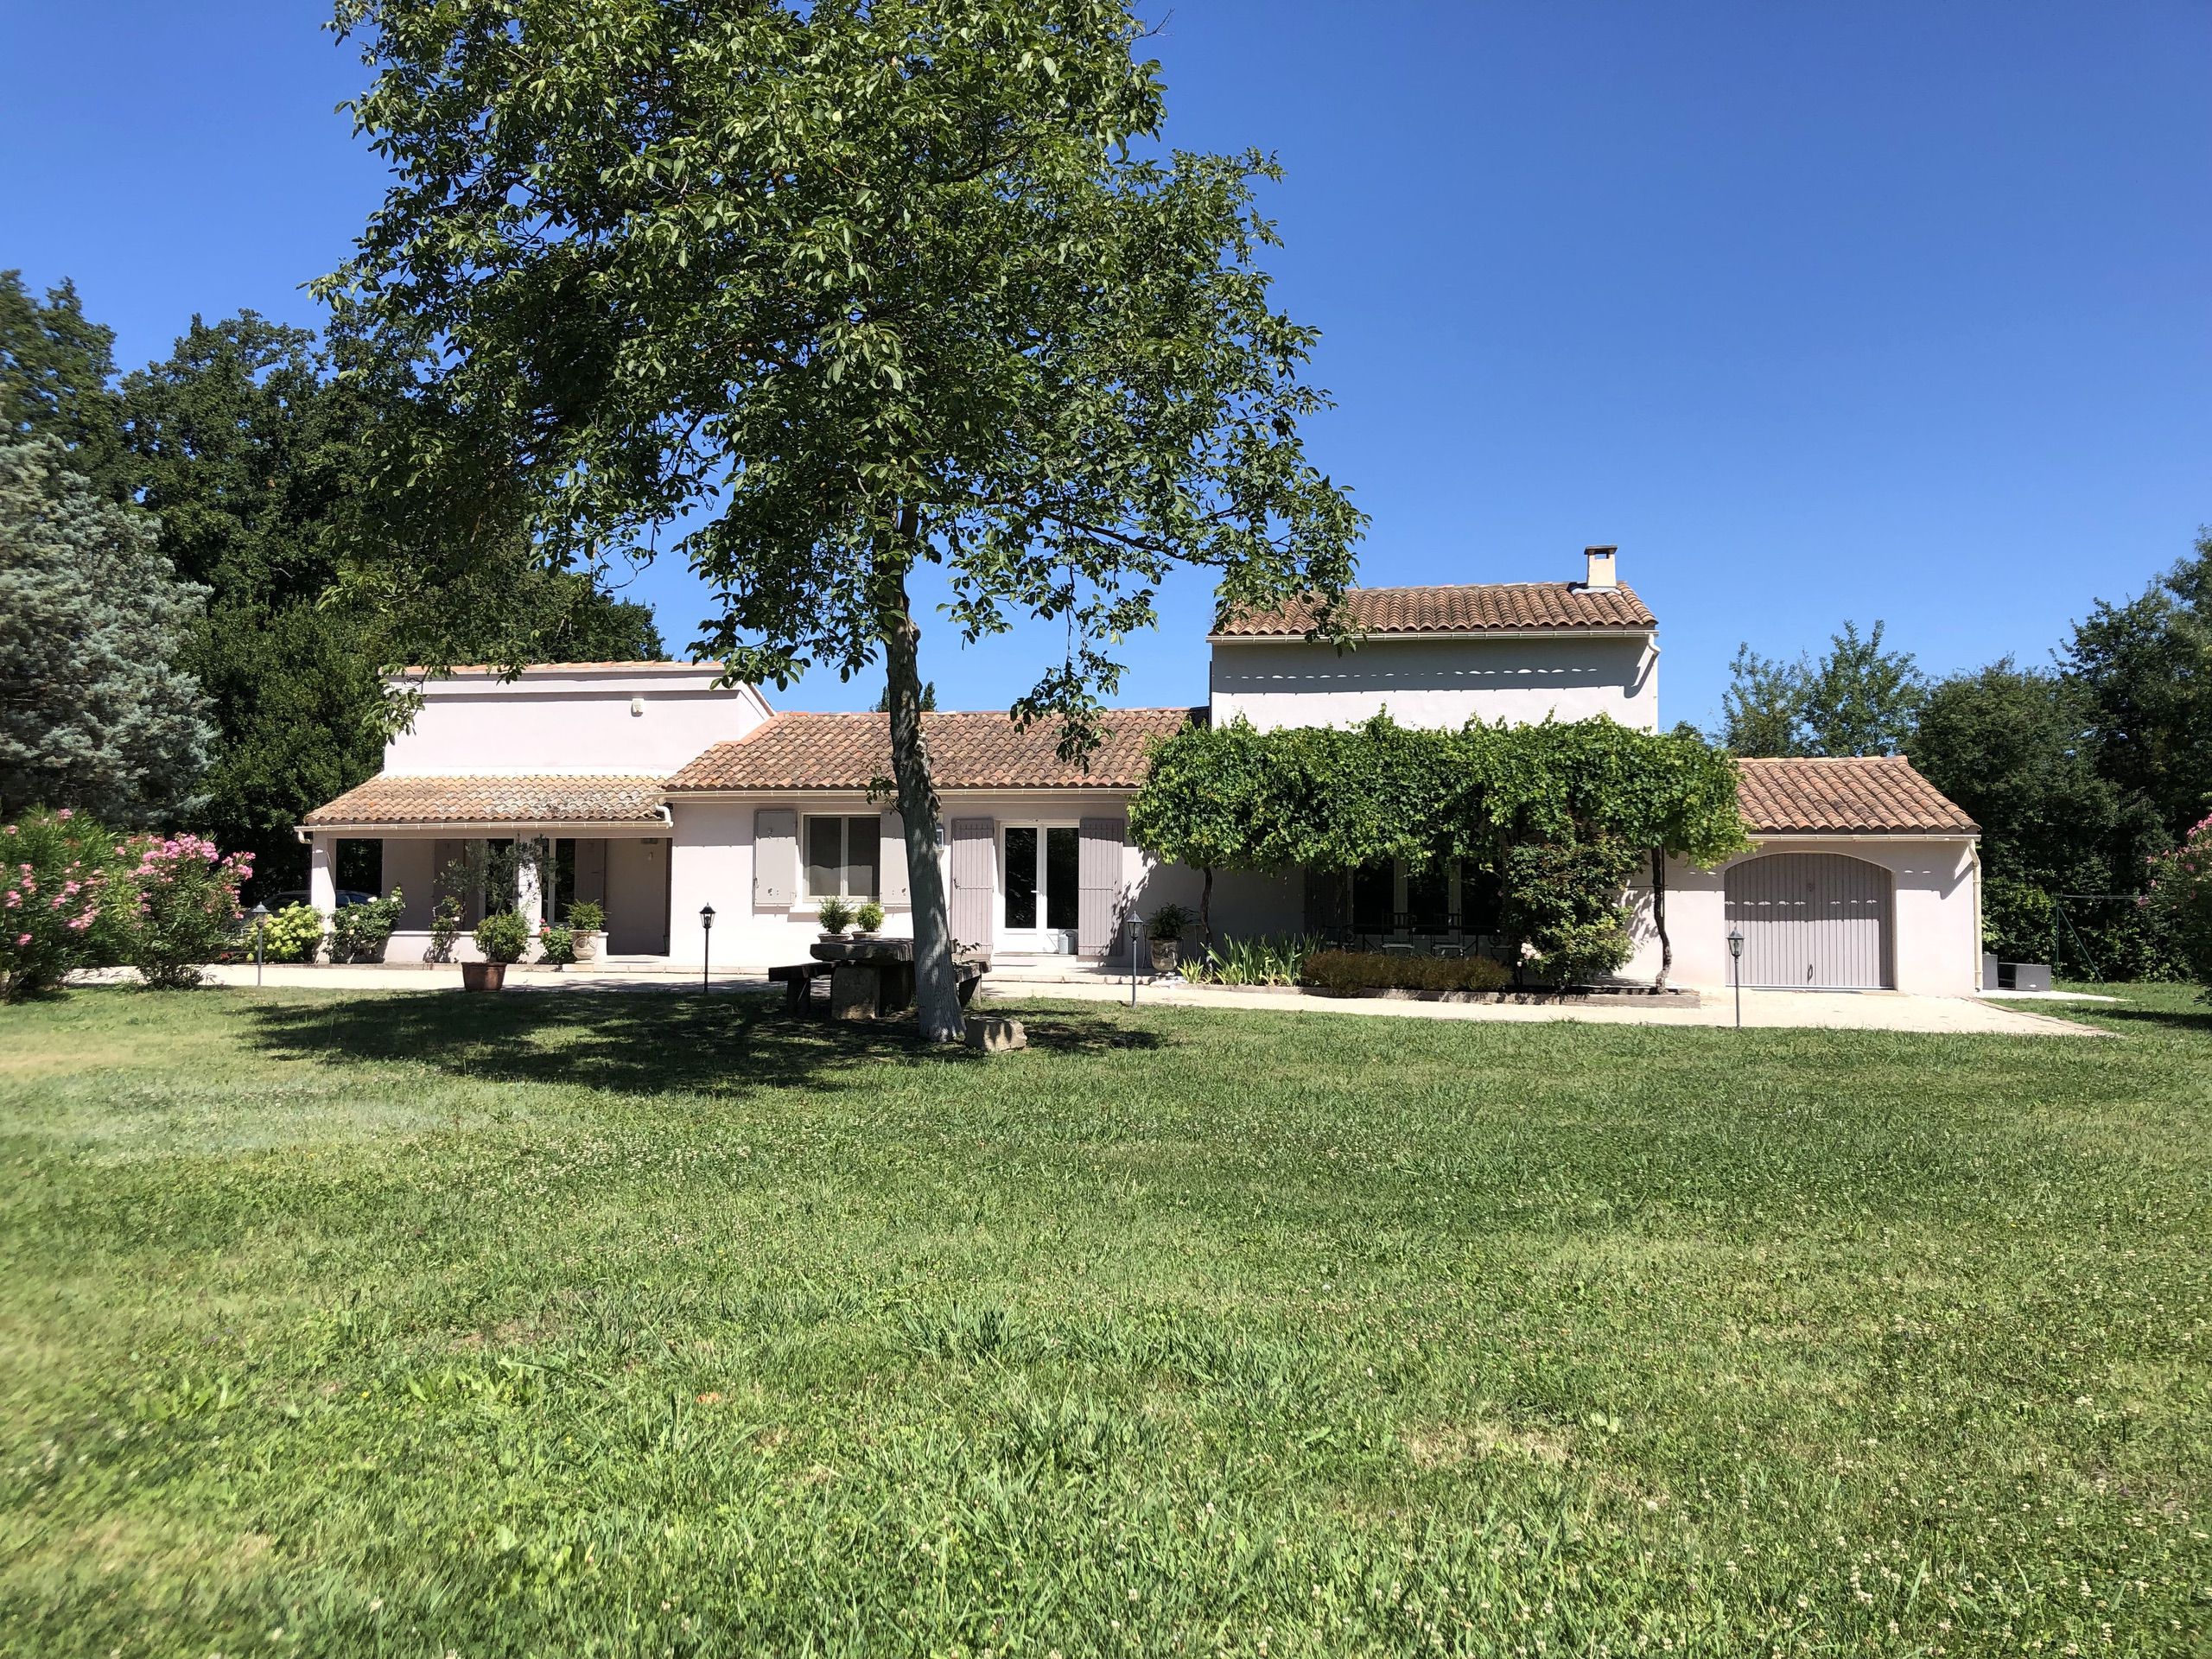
771 945 988 1020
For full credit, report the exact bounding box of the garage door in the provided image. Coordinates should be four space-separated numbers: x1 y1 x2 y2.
1723 853 1891 989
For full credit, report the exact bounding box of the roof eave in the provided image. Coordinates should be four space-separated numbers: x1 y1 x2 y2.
1206 626 1657 644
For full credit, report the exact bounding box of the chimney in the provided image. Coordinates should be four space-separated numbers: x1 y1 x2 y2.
1582 545 1618 591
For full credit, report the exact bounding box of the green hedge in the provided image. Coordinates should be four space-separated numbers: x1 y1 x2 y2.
1300 950 1512 995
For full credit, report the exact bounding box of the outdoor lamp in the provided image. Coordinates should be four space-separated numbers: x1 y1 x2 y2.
699 903 716 990
248 901 270 987
1726 926 1745 1030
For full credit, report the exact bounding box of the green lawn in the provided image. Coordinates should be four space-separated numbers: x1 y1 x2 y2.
1 986 2207 1657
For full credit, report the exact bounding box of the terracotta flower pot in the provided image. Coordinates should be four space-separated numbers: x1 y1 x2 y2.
461 961 507 992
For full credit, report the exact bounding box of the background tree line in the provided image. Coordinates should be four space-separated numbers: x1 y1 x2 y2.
0 272 666 893
1717 533 2212 975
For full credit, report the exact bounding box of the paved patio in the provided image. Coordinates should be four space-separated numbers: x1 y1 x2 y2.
74 961 2107 1036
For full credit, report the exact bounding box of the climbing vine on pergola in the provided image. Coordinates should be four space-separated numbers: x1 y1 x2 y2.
1127 714 1751 982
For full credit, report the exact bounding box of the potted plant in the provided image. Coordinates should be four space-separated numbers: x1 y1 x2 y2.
817 895 854 939
465 910 530 990
1147 903 1195 976
852 899 886 939
566 899 605 963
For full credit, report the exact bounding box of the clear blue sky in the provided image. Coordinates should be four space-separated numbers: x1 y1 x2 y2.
3 2 2206 730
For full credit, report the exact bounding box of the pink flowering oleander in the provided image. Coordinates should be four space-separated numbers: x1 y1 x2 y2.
14 934 28 948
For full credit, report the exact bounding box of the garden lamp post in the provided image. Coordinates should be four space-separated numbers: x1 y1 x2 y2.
1726 926 1745 1030
248 902 269 988
699 904 715 991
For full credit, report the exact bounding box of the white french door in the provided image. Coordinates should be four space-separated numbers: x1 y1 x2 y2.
1001 823 1081 952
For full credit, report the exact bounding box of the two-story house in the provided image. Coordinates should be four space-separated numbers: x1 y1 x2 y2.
302 547 1984 993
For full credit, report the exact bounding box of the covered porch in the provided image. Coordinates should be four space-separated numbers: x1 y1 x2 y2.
300 774 677 962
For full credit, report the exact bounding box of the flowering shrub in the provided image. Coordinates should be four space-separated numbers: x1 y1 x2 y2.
2145 815 2212 993
0 808 113 1001
115 832 250 989
261 903 325 963
331 890 405 963
537 922 578 966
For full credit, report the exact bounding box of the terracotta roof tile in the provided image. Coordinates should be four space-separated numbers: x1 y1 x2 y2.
669 709 1197 791
1217 582 1656 637
303 774 671 827
1735 756 1978 836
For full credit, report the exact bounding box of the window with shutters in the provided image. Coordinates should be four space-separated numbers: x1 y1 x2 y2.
803 816 881 899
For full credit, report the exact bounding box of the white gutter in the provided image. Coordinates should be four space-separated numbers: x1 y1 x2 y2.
1205 627 1657 645
295 807 674 839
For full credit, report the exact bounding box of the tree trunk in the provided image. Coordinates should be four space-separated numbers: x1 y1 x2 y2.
1200 867 1214 948
1650 846 1671 991
878 526 963 1043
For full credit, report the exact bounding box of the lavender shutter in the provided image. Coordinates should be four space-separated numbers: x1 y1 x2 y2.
753 808 798 909
1077 817 1126 958
949 817 995 951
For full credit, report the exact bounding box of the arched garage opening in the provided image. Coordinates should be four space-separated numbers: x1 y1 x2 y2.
1723 852 1893 989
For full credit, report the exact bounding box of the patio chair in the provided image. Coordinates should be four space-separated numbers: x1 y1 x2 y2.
1380 941 1417 957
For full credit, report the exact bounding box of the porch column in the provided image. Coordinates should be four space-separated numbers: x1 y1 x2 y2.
308 835 336 914
517 837 546 930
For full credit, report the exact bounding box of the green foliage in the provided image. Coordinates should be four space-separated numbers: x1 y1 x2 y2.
854 900 886 935
471 909 531 964
0 270 128 496
261 903 325 965
1145 903 1197 943
425 889 466 964
871 682 937 714
113 313 664 887
536 923 578 968
1132 715 1746 976
0 807 114 1001
817 897 855 936
1300 949 1512 994
2063 528 2212 843
1499 837 1643 984
0 439 215 823
1135 714 1746 880
1719 620 1925 758
471 909 531 966
565 899 605 934
113 831 251 988
2145 816 2212 993
1185 931 1325 987
330 889 405 963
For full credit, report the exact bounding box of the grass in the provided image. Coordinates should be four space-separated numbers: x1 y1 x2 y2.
0 983 2207 1657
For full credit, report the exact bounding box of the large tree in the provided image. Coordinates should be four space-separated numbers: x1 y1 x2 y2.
1719 620 1925 758
0 439 214 821
0 271 129 498
118 313 667 888
326 0 1363 1039
2063 529 2212 842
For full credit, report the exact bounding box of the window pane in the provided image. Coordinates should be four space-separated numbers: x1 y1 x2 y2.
1045 827 1079 930
1407 859 1451 932
806 817 843 898
1005 827 1038 929
1352 859 1394 931
845 817 880 899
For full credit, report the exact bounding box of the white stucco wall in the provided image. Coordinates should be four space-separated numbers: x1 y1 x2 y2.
669 789 1160 968
1209 633 1659 733
1624 837 1982 995
384 665 772 777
